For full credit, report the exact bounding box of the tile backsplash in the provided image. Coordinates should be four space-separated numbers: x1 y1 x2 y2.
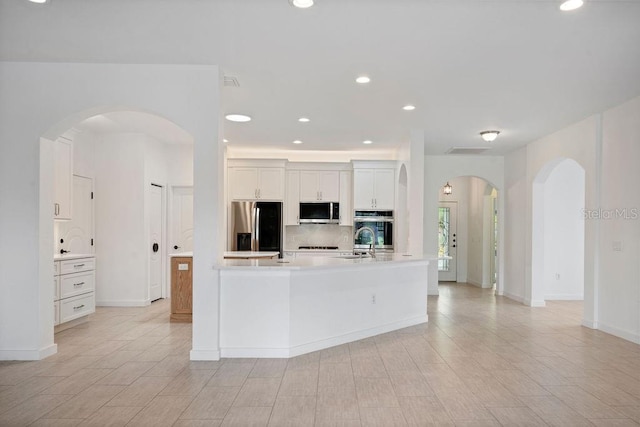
285 224 353 250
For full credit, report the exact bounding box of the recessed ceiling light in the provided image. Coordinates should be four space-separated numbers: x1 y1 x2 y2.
223 139 229 143
298 117 310 123
479 130 500 142
560 0 583 11
402 105 416 111
362 140 373 145
292 140 303 144
225 114 251 122
28 0 48 3
356 76 371 84
290 0 314 8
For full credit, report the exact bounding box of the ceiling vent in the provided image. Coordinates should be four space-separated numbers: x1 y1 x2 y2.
224 76 240 87
445 147 491 155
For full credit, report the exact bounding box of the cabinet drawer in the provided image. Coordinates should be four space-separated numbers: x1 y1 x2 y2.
59 293 95 323
54 301 60 326
60 258 95 275
54 276 60 301
60 271 94 299
54 261 60 276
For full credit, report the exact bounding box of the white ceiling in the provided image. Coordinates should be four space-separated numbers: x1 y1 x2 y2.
2 0 639 155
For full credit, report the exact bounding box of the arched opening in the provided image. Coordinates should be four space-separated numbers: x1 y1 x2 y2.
437 176 501 294
41 107 194 333
531 158 585 307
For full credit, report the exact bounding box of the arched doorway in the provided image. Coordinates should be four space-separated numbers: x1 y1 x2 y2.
531 158 586 306
437 176 500 293
41 107 194 332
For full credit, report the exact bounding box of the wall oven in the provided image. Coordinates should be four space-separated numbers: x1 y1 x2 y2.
353 210 394 252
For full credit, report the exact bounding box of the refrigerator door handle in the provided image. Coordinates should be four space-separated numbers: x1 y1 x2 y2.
254 207 260 251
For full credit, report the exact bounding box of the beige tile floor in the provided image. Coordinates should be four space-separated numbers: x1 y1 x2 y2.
1 283 640 426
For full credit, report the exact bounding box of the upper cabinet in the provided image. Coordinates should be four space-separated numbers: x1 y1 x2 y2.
352 162 396 210
285 170 300 226
339 171 352 225
299 171 340 202
228 159 286 201
53 136 73 220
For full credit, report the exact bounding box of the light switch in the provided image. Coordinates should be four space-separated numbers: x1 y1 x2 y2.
178 263 189 271
612 241 623 252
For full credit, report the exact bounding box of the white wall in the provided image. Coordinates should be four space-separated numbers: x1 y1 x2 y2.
0 62 221 360
424 155 505 295
438 177 469 283
541 160 585 300
466 177 490 288
598 96 640 343
504 148 527 301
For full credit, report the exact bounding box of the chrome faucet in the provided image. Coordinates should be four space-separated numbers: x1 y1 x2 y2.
354 226 377 258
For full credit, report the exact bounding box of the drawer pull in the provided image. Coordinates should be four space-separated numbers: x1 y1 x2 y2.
73 263 85 268
73 282 85 287
73 304 85 310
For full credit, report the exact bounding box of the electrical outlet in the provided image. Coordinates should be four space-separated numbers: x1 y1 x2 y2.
371 293 376 304
612 241 623 252
555 273 560 280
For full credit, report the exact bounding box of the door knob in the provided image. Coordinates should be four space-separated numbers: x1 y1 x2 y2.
152 242 159 253
174 245 180 250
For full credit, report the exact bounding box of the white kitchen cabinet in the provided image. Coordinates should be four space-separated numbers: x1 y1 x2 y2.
54 255 95 329
299 171 339 202
285 171 300 226
353 168 395 210
228 166 285 201
53 136 73 220
339 171 352 225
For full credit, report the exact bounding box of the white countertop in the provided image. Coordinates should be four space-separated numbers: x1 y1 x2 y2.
170 252 193 257
217 253 437 271
54 253 95 261
170 251 280 259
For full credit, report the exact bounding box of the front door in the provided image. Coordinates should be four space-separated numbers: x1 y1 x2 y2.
149 184 163 302
438 202 457 282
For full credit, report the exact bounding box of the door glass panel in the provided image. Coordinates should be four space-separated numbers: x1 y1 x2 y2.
438 207 450 271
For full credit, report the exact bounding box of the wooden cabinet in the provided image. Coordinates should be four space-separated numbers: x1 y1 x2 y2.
53 136 73 220
353 167 395 210
171 256 192 322
228 167 285 201
54 256 95 328
285 171 300 226
299 171 339 202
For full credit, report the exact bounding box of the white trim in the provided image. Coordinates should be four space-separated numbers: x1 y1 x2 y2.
582 319 597 329
597 322 640 344
525 298 546 307
428 289 439 296
96 299 151 307
190 349 221 361
0 343 57 361
220 315 428 359
503 291 524 303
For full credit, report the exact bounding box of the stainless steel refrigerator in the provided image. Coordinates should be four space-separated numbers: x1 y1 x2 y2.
228 201 282 256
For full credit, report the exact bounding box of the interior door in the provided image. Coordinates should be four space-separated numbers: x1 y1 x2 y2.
438 202 457 282
170 186 193 253
57 175 94 254
149 184 163 302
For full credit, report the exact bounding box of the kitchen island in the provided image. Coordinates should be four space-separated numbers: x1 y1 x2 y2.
215 253 433 358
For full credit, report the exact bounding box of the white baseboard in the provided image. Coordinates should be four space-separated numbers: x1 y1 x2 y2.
522 297 546 307
597 322 640 344
0 343 57 361
220 315 428 359
96 299 151 307
545 294 584 301
503 292 524 303
190 349 221 361
582 319 597 329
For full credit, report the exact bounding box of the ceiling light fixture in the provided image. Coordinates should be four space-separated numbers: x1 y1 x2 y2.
560 0 583 11
223 139 228 143
28 0 48 3
402 105 416 111
356 76 371 84
298 117 310 123
479 130 500 142
290 0 314 8
293 140 303 144
225 114 251 122
443 182 453 195
362 140 373 145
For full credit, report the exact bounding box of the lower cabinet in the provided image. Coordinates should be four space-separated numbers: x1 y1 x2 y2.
171 256 193 322
54 256 96 327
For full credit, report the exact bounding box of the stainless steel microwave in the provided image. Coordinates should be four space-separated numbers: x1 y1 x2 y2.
299 202 340 224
